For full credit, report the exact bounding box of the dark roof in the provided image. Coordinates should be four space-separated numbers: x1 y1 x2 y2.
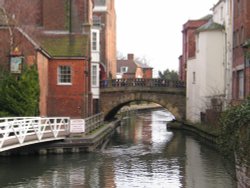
117 59 137 74
196 20 224 33
39 35 89 58
199 14 213 21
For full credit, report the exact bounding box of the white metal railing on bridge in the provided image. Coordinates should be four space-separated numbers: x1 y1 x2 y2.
0 117 70 152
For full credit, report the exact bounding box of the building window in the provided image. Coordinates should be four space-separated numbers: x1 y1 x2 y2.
246 57 250 67
238 70 244 99
58 65 71 85
196 35 199 53
241 26 244 44
233 32 236 47
192 72 196 84
92 65 97 86
92 32 97 51
91 30 100 52
93 15 102 26
121 66 128 73
220 6 224 21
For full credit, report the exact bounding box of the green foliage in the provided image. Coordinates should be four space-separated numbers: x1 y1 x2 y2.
0 65 39 117
158 69 179 80
218 98 250 165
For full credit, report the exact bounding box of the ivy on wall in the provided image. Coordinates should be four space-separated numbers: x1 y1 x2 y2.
218 98 250 165
0 65 39 117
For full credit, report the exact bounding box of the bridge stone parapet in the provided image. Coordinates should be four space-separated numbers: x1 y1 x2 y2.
100 79 186 121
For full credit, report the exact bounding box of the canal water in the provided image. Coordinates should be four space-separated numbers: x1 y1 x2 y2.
0 109 236 188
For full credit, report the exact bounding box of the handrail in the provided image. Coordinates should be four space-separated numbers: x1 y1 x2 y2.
84 113 104 135
0 117 70 152
100 78 186 89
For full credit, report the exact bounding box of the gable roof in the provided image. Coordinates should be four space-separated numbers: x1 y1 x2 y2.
117 59 137 73
135 62 153 69
39 34 89 58
196 20 224 33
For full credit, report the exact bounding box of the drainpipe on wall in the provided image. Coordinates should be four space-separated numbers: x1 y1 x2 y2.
69 0 72 33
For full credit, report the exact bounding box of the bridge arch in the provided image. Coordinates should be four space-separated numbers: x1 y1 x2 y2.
100 79 186 121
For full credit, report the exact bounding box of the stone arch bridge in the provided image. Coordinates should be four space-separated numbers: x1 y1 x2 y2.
100 79 186 121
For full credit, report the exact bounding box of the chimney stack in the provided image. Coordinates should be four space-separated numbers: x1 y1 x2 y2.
127 53 134 60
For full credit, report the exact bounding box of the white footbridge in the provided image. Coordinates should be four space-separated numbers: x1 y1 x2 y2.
0 117 70 152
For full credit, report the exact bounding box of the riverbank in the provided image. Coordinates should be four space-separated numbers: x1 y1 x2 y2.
168 120 250 188
167 121 218 144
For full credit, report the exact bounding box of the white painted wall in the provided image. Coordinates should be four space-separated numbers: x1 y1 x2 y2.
187 58 200 122
186 0 233 123
213 0 233 104
187 30 226 123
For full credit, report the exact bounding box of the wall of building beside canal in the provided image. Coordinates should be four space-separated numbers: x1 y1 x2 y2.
236 163 250 188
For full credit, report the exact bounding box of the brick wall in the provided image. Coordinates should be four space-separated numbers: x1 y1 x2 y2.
232 0 250 99
93 0 116 78
143 69 153 79
47 59 90 118
42 0 68 30
180 19 209 82
3 0 42 26
0 28 36 69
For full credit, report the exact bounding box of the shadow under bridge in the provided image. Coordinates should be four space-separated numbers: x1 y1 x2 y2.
100 79 186 121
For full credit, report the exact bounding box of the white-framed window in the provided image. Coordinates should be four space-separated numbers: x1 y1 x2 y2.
192 72 196 84
92 64 97 86
58 65 71 85
91 30 100 51
196 35 199 53
92 32 97 51
121 66 128 73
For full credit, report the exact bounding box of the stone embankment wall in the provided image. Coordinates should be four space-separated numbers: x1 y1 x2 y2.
236 163 250 188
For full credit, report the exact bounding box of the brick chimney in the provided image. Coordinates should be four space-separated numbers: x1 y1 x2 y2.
127 53 134 60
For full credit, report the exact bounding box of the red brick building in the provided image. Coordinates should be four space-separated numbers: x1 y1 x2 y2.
117 54 153 79
232 0 250 101
179 15 211 81
38 35 91 118
93 0 117 79
0 0 93 118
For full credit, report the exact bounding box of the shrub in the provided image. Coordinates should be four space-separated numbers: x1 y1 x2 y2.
218 98 250 165
0 65 39 117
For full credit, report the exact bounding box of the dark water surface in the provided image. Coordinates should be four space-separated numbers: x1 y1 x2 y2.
0 109 236 188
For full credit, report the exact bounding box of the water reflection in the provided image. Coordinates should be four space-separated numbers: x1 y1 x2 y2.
0 109 236 188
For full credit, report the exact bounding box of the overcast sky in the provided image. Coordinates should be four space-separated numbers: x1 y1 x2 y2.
115 0 219 76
